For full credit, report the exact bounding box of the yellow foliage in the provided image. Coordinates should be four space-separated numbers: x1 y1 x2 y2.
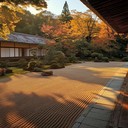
98 21 115 40
70 12 88 38
0 2 24 39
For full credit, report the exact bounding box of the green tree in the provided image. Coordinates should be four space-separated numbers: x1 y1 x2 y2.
60 1 72 23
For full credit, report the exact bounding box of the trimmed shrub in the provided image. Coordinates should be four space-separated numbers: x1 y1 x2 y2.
50 59 65 69
44 48 56 64
27 60 42 71
94 57 102 62
68 54 78 63
94 56 109 62
0 68 6 76
33 67 42 72
27 61 37 71
6 69 13 74
0 61 8 68
18 59 28 68
91 53 103 59
102 57 109 62
44 48 66 66
7 62 19 67
42 65 51 69
122 57 128 61
50 63 65 69
54 51 66 64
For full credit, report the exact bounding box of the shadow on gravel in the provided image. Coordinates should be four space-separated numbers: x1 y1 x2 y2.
0 92 90 128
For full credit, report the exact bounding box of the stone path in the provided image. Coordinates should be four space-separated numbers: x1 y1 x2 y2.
0 62 127 128
72 63 128 128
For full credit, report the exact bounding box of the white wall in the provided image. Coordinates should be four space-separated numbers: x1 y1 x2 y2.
1 48 46 57
1 48 21 57
10 48 14 57
24 49 33 56
1 48 10 57
15 48 19 57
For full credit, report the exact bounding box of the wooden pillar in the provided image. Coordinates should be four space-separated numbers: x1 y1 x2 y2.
29 44 31 56
22 48 25 57
0 42 1 58
14 42 15 57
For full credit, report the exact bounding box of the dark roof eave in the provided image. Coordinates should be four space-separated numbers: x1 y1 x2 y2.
0 40 38 45
80 0 117 32
80 0 128 34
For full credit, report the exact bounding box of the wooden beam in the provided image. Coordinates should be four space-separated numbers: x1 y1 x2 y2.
29 44 31 56
81 0 128 33
80 0 117 32
0 42 1 58
14 42 15 57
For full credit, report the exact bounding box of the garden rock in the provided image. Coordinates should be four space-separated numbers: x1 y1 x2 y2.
41 70 53 76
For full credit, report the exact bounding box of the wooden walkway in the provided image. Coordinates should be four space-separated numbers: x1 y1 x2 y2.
109 72 128 128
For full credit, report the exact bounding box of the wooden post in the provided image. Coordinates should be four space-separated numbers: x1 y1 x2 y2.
29 44 31 56
0 42 1 58
14 42 15 57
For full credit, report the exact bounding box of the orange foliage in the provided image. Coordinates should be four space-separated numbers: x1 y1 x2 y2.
98 22 115 40
41 22 71 42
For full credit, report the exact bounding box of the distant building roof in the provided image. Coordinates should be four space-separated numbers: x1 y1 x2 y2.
0 32 46 44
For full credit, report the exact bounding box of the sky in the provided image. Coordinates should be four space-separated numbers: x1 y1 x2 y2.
28 0 88 15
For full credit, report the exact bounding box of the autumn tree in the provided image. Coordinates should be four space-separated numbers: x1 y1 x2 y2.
41 22 72 42
41 10 100 43
85 10 99 43
0 0 47 39
60 1 72 23
15 10 54 36
70 11 99 42
98 21 115 40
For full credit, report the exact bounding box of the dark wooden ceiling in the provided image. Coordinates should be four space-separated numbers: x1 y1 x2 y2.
81 0 128 33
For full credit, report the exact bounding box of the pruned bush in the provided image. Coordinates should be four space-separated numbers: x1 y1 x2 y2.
42 65 51 69
54 51 66 64
7 62 19 67
27 60 42 71
27 61 37 71
0 68 6 76
68 54 78 63
33 67 42 72
50 59 65 69
51 63 64 69
44 48 66 65
18 59 28 68
83 50 91 57
94 56 109 62
44 48 56 64
6 69 13 74
0 61 8 68
102 57 109 62
91 52 103 59
122 57 128 61
94 57 102 62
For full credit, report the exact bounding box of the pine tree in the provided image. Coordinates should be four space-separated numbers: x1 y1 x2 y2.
60 1 72 23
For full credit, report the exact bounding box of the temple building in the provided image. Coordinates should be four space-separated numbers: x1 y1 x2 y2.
0 32 46 58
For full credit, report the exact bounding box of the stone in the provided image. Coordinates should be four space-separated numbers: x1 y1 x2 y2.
41 70 53 76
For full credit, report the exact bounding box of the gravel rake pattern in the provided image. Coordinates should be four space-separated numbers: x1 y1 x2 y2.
0 62 125 128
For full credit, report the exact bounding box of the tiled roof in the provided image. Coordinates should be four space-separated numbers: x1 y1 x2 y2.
0 32 45 44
